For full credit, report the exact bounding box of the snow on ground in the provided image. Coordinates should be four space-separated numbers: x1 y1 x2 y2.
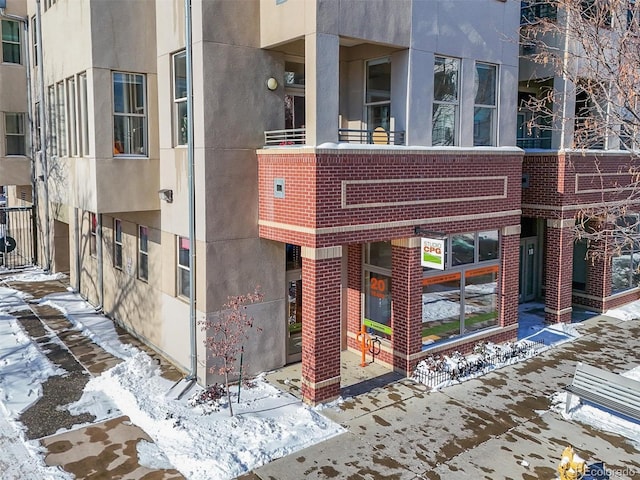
550 366 640 448
0 271 344 480
1 268 640 478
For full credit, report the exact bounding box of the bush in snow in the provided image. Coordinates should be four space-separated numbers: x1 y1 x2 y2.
201 288 264 416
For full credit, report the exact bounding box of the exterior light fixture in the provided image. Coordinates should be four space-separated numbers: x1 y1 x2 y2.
266 77 278 91
158 189 173 203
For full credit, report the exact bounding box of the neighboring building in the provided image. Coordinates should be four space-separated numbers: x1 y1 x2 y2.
0 0 633 405
517 0 640 320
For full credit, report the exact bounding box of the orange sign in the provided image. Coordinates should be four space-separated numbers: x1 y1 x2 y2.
370 277 387 299
465 265 499 278
422 272 461 286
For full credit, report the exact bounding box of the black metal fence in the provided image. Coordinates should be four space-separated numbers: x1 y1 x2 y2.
413 340 546 388
0 206 36 269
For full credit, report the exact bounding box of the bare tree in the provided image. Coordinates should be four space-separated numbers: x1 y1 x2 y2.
520 0 640 262
201 288 263 416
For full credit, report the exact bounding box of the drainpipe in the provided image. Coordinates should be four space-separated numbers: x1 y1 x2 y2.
74 208 80 291
97 213 104 311
34 0 51 271
185 0 197 382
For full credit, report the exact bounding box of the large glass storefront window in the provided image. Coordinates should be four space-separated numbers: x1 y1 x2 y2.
463 269 498 335
364 241 392 338
422 231 500 344
364 271 392 337
422 273 462 341
611 216 640 293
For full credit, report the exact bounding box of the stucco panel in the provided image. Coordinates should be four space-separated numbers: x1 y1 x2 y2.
90 0 157 73
200 41 282 150
201 148 258 241
0 66 27 112
204 237 283 311
335 0 411 47
412 0 519 63
201 0 260 47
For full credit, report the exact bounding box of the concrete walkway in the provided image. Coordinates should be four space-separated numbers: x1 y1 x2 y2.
244 314 640 480
3 272 640 479
0 275 185 479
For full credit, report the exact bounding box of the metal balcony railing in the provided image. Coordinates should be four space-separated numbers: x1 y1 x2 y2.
263 127 406 147
517 137 552 149
338 128 405 145
264 128 306 146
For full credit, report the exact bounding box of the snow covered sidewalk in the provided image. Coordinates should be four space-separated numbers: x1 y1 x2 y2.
0 269 344 479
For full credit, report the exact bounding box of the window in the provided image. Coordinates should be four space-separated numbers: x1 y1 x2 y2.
113 72 147 155
422 230 500 344
520 1 558 24
1 20 21 64
581 0 612 27
363 242 393 339
34 102 41 152
574 86 606 149
284 61 306 133
365 58 391 132
173 51 187 146
114 219 123 269
432 56 460 146
138 225 149 281
79 72 89 156
67 77 78 156
474 63 498 146
56 81 67 156
284 61 305 88
90 213 97 257
31 16 37 67
4 113 26 155
611 215 640 293
177 236 190 298
48 85 57 156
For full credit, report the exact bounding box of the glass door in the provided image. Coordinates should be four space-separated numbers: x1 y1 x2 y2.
286 269 303 363
519 237 538 302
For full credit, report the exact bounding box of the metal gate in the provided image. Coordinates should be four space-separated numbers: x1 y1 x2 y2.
0 206 36 269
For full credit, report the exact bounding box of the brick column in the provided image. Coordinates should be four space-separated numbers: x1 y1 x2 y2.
499 225 521 328
346 244 362 351
300 246 342 405
391 238 423 375
545 218 575 323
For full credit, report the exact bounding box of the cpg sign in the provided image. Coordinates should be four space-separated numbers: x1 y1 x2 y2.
421 238 445 270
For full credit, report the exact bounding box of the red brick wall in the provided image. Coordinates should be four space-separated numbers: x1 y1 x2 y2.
523 152 640 314
522 152 640 212
544 224 574 323
346 244 362 352
499 233 520 328
391 243 423 374
301 256 341 403
259 151 522 247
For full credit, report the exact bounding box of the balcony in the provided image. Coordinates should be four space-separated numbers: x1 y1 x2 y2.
517 137 552 149
264 128 406 147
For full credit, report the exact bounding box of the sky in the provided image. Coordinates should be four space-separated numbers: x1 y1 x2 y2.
0 268 639 479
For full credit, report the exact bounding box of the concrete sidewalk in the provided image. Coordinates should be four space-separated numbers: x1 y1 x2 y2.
244 314 640 480
0 273 185 479
3 271 640 479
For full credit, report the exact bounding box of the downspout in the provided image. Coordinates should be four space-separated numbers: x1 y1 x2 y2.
35 0 51 271
185 0 197 381
97 213 104 311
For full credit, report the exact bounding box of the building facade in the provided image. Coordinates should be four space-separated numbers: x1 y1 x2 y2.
0 0 636 405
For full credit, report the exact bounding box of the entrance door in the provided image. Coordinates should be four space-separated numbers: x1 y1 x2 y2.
519 237 538 302
286 269 303 363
